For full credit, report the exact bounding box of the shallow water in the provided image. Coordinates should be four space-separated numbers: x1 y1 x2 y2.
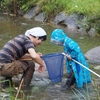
0 14 100 100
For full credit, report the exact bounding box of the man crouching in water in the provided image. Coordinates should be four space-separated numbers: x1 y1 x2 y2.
0 27 47 88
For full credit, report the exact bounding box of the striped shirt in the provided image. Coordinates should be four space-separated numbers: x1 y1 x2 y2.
0 34 34 63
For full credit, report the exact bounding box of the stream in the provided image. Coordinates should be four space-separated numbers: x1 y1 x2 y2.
0 14 100 100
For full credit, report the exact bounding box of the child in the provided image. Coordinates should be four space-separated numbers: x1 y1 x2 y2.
50 28 91 89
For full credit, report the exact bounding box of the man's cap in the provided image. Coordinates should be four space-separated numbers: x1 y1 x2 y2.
25 27 47 41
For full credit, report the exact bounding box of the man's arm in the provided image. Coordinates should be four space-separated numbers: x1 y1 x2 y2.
20 53 32 61
28 48 45 72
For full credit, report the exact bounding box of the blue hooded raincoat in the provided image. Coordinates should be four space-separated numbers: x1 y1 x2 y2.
50 29 91 88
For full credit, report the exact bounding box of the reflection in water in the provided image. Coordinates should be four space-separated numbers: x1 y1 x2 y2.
0 14 99 53
0 14 100 100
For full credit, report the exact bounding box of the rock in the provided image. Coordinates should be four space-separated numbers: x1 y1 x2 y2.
35 12 46 22
54 12 67 24
88 28 96 37
85 46 100 64
23 6 40 19
53 12 84 33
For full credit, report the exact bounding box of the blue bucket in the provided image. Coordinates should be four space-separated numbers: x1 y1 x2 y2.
42 52 64 83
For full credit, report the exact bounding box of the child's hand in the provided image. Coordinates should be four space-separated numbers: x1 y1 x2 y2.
68 55 72 60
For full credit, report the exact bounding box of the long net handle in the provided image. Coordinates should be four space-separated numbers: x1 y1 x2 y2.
62 52 100 78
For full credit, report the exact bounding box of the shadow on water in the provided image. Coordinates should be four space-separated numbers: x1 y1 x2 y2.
0 14 100 100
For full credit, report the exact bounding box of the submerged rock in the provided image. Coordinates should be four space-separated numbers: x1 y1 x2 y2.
94 65 100 70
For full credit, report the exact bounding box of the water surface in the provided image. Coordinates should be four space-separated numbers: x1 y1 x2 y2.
0 14 100 100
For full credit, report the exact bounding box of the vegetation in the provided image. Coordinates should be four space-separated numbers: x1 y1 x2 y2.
0 0 100 34
0 0 100 17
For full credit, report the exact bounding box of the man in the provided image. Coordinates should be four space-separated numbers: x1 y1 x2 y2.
0 27 47 88
50 28 91 89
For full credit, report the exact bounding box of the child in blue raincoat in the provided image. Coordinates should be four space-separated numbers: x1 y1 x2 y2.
50 29 91 89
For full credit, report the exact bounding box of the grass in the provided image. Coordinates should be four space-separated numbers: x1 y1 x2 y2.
41 0 100 17
0 0 100 34
1 0 99 19
64 0 100 15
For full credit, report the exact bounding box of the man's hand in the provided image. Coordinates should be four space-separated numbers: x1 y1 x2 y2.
37 65 45 73
37 52 42 57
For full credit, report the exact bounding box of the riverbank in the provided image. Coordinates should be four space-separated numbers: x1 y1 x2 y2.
0 0 100 35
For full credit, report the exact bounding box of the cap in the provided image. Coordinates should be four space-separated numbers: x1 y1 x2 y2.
25 27 47 41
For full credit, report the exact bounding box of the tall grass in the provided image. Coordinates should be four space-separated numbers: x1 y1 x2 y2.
1 0 100 18
41 0 100 17
65 0 100 16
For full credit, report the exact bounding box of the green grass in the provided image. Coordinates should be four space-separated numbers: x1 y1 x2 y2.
64 0 100 16
0 0 100 34
41 0 100 17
